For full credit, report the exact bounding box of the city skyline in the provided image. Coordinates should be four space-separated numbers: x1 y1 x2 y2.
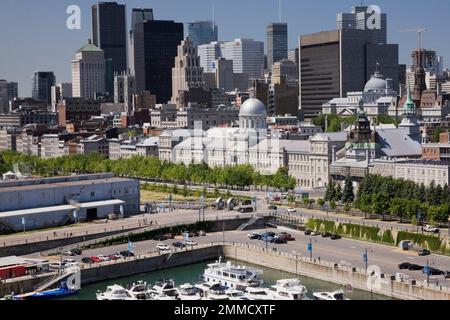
1 0 449 96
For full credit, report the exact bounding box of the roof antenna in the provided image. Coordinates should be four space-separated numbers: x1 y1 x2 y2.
278 0 282 22
212 3 215 31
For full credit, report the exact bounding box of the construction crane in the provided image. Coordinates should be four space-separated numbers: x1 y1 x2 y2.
397 27 427 50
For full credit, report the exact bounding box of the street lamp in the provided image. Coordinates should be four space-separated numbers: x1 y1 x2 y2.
363 249 369 273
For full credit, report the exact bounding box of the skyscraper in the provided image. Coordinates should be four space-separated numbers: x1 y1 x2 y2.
267 23 288 70
134 20 184 103
337 6 387 44
171 38 204 106
221 39 265 81
198 41 223 73
71 40 106 99
32 72 55 105
299 29 398 118
128 8 154 75
92 2 127 75
187 21 218 47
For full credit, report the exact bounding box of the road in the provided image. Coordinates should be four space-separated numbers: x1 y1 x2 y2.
35 227 450 288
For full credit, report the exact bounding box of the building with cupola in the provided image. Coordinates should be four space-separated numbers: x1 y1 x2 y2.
322 68 399 120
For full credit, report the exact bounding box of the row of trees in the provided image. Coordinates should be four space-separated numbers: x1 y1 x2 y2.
354 175 450 223
324 176 355 204
0 151 297 191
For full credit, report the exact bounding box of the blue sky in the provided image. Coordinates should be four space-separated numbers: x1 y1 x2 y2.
1 0 449 96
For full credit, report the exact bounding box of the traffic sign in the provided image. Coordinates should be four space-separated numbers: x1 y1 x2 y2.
363 253 368 263
128 241 134 253
21 217 26 225
307 243 312 252
423 265 430 275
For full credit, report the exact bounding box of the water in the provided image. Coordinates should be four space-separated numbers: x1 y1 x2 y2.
64 259 393 300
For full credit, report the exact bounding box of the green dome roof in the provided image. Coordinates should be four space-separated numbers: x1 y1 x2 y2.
77 41 103 53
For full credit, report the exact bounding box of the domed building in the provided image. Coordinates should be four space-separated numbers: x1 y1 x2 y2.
238 98 267 130
322 67 398 120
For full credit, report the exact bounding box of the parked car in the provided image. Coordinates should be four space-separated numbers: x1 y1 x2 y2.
261 232 276 238
90 256 102 263
398 262 412 270
96 255 110 262
184 240 198 246
418 249 431 256
49 262 64 270
287 208 297 213
120 251 135 258
268 205 278 210
407 264 424 271
330 234 342 240
163 233 174 240
199 230 206 237
110 253 122 260
239 207 254 213
260 235 274 243
190 232 200 238
248 232 261 240
62 258 76 265
428 267 444 276
423 225 439 233
310 231 321 236
64 262 79 268
156 243 171 251
81 257 94 264
153 235 168 241
304 229 312 236
173 242 186 248
63 250 76 256
271 238 287 244
277 233 295 241
321 232 332 238
273 196 281 202
444 271 450 279
71 248 82 255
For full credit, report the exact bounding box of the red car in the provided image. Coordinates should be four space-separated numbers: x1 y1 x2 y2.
277 233 296 241
90 256 102 263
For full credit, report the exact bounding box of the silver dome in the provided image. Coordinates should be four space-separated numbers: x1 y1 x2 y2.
364 71 387 93
239 98 267 117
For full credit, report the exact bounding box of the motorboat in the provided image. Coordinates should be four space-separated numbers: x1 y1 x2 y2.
96 285 137 300
177 283 202 301
126 281 152 300
150 279 178 300
225 289 250 300
267 279 308 300
202 257 263 291
195 283 229 300
312 290 349 300
244 287 274 300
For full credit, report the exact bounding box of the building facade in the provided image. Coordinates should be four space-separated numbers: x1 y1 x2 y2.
187 21 218 47
134 20 184 103
32 72 55 105
71 41 106 99
267 23 288 70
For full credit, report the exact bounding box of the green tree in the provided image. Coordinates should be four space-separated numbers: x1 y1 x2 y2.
335 184 343 203
342 176 354 203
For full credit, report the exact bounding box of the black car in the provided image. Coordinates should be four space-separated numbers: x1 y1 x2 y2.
428 267 444 276
398 262 412 270
408 264 424 271
304 230 312 236
444 271 450 279
239 207 254 213
71 248 82 255
173 242 186 248
262 232 276 238
81 257 93 264
271 238 287 244
120 251 135 257
418 249 431 256
321 232 332 238
330 234 342 240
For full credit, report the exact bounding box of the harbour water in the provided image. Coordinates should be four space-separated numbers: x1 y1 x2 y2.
64 259 393 300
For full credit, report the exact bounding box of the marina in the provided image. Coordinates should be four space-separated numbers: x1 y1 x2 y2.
61 259 393 300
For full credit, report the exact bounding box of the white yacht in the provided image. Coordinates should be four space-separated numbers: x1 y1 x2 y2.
267 279 308 300
313 290 349 300
202 257 263 291
195 283 229 300
96 285 136 300
244 287 274 300
150 279 178 300
225 289 250 300
126 281 152 300
177 284 202 301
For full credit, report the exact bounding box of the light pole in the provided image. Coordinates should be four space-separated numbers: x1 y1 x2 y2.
21 217 26 233
201 194 205 222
